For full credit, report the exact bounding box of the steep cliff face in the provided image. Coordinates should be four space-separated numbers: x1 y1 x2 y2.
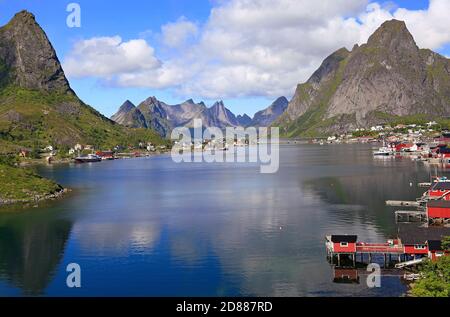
0 10 165 148
278 20 450 137
0 11 72 93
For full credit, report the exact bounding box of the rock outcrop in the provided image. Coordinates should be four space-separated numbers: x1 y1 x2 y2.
277 20 450 137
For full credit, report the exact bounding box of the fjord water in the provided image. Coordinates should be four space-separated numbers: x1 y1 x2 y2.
0 144 431 296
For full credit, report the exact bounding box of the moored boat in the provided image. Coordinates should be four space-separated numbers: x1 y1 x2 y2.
74 154 102 163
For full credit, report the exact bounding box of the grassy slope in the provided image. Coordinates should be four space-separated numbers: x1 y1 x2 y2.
0 86 168 205
0 163 62 202
0 85 169 150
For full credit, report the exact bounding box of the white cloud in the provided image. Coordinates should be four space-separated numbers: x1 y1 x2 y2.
64 36 161 78
161 17 199 48
63 0 450 99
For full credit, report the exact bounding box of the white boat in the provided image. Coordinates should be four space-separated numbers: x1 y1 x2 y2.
373 147 393 156
75 154 102 163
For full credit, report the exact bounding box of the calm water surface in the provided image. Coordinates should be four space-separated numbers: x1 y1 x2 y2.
0 144 435 296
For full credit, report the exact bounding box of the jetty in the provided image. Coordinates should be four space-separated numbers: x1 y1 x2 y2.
386 200 420 207
395 210 427 223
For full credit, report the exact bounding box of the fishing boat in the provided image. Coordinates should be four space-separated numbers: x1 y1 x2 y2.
373 140 394 156
373 147 393 156
74 154 102 163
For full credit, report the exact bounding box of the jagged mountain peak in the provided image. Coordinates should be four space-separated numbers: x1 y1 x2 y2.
212 100 225 107
252 96 289 127
119 100 136 111
367 19 418 51
0 10 72 93
9 10 36 24
272 96 289 108
278 19 450 137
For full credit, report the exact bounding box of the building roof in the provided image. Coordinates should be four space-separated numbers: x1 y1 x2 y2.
427 200 450 208
331 235 358 243
398 225 450 245
431 182 450 191
427 240 443 251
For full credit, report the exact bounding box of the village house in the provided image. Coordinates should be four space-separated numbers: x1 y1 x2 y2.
426 181 450 201
426 240 448 261
426 200 450 224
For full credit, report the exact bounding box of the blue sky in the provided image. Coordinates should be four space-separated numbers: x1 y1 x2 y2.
1 0 448 117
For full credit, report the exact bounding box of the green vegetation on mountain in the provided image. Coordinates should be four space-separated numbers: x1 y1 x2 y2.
0 10 169 206
277 20 450 137
0 85 167 151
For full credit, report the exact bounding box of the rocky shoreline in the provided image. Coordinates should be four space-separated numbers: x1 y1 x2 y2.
0 187 70 207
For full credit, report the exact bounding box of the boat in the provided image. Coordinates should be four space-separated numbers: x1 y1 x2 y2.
373 140 394 156
74 154 102 163
373 147 393 156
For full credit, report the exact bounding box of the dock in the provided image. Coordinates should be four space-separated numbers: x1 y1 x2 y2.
418 182 432 188
395 210 427 223
386 200 421 207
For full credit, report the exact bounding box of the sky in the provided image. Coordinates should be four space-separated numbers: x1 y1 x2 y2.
1 0 449 117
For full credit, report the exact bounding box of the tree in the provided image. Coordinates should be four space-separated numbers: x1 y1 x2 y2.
411 255 450 297
442 236 450 252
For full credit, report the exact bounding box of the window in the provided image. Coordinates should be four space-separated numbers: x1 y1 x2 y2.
414 245 426 250
340 242 349 247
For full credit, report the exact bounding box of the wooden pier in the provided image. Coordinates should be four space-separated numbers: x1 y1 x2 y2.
395 210 427 223
386 200 421 207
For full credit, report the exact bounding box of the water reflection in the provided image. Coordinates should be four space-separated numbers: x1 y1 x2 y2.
0 145 438 296
0 209 72 295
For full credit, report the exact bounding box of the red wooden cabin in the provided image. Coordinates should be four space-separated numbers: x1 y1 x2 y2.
329 235 357 253
426 200 450 220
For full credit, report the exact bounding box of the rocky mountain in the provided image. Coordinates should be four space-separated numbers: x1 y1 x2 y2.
111 100 147 129
252 96 288 127
194 101 241 129
112 98 247 136
0 11 72 94
0 10 165 150
276 19 450 137
112 97 288 135
236 114 252 127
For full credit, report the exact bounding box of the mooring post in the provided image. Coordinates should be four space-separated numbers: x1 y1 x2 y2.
337 254 341 267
